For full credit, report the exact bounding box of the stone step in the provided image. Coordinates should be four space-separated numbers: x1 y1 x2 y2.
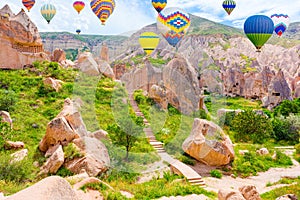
188 179 206 187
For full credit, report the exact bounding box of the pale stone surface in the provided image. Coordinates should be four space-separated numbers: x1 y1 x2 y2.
239 185 261 200
0 111 13 128
275 194 298 200
218 189 246 200
65 137 110 176
88 129 109 140
43 77 63 92
97 60 115 79
0 5 47 69
5 141 24 150
51 48 66 63
182 118 234 166
5 176 79 200
40 145 64 174
10 149 28 163
256 148 269 155
76 52 100 76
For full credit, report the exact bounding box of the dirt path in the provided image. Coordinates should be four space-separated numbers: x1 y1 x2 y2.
204 159 300 194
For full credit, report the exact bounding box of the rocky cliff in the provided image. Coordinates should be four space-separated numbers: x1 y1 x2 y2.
0 5 47 69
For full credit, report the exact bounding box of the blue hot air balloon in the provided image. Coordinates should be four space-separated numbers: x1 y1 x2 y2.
244 15 274 52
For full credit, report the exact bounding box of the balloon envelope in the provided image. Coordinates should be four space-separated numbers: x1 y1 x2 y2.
157 7 190 47
40 4 56 24
222 0 236 15
73 1 85 14
76 29 81 34
139 32 160 55
244 15 274 51
270 14 290 37
152 0 167 13
90 0 115 25
22 0 35 12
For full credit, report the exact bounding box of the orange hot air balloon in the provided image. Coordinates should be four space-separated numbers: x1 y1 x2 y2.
22 0 35 12
73 1 85 14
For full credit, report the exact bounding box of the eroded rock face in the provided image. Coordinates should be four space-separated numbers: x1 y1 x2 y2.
239 185 261 200
97 60 115 79
100 44 109 62
0 5 47 69
65 137 110 176
76 52 100 76
5 176 79 200
51 48 66 63
182 118 234 166
39 98 86 152
40 145 64 174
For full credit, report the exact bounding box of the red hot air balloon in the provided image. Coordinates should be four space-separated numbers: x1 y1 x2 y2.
22 0 35 12
73 1 85 14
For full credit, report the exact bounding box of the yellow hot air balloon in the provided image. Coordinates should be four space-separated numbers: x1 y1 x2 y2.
73 1 85 14
139 32 160 55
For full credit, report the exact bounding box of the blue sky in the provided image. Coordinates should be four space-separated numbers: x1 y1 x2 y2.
1 0 300 35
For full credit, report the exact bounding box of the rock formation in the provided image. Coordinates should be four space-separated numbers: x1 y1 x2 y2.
100 43 109 62
182 118 234 166
76 52 100 76
0 5 48 69
51 48 66 63
43 77 63 92
0 111 13 128
38 98 110 176
4 176 79 200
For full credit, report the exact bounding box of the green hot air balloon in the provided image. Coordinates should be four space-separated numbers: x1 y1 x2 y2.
40 4 56 24
244 15 274 52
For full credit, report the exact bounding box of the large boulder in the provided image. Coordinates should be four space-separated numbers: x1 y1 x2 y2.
51 48 66 63
10 149 28 163
40 145 64 174
182 118 234 166
65 137 110 176
39 98 87 152
4 176 79 200
239 185 261 200
76 52 100 76
97 60 115 79
5 141 24 150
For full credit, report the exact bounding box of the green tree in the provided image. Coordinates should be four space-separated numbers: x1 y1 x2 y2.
274 100 300 117
231 109 272 143
107 115 144 161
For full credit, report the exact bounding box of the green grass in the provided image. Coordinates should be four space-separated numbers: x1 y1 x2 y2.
90 172 217 200
261 177 300 200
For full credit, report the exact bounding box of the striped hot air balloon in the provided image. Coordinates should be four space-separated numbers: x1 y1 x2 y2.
90 0 115 25
139 32 160 55
157 7 190 47
152 0 167 13
270 14 290 37
22 0 35 12
73 1 85 14
244 15 274 52
222 0 236 15
40 4 56 24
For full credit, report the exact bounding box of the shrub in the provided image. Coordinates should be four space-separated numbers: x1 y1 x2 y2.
0 153 32 182
210 169 222 178
56 167 74 177
272 115 300 144
63 143 84 162
218 111 236 127
274 100 300 117
178 154 196 166
295 143 300 154
0 89 18 112
231 109 272 143
0 121 13 150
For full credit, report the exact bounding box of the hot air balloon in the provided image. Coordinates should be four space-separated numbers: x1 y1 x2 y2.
40 4 56 24
90 0 115 25
73 1 85 14
222 0 236 15
76 29 81 34
244 15 274 52
152 0 167 13
22 0 35 12
157 7 190 47
139 32 160 55
270 14 290 37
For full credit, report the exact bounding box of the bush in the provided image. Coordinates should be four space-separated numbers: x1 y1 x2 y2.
0 89 18 112
63 143 84 162
218 111 236 127
178 154 196 166
210 169 222 178
295 143 300 154
231 109 272 143
0 153 32 182
272 115 300 144
274 100 300 117
0 121 13 150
